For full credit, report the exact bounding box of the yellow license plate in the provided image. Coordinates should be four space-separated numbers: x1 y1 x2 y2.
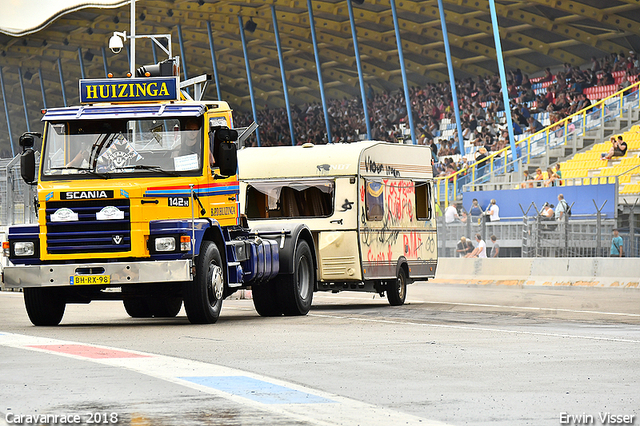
71 275 111 285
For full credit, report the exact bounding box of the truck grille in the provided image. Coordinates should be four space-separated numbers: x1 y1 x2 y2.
45 199 131 254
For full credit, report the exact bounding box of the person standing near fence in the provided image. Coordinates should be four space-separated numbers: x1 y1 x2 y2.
610 229 624 257
490 235 500 257
555 194 569 221
466 234 487 258
485 199 500 222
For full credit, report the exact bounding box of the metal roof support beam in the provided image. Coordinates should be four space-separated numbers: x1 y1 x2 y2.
390 0 415 145
488 0 517 172
18 67 31 133
0 67 15 157
177 24 189 97
78 47 86 79
101 47 109 78
238 15 261 147
57 58 67 108
151 40 158 64
206 21 223 102
307 0 332 144
38 68 47 110
437 0 463 157
271 6 296 146
347 0 371 141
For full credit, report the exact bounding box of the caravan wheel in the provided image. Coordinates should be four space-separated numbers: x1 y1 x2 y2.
387 268 407 306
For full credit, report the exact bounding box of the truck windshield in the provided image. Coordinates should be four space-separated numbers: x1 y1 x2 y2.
41 117 203 178
245 180 334 219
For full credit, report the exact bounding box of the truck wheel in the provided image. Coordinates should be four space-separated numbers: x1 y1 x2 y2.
123 299 152 318
252 282 282 317
276 240 314 316
183 240 224 324
24 287 66 326
387 267 407 306
149 297 182 318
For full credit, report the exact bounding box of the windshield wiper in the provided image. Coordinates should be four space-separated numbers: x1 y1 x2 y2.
119 165 179 176
50 166 110 179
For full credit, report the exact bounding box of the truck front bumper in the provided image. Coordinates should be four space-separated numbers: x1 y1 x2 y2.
1 260 192 289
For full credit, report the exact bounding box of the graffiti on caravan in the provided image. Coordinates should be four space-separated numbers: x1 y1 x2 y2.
364 156 400 177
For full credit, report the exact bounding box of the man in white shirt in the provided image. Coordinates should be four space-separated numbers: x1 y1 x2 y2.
555 194 569 221
444 203 460 223
486 199 500 222
466 234 487 258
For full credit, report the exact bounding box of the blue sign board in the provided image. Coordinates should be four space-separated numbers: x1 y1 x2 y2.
462 183 618 219
79 77 179 104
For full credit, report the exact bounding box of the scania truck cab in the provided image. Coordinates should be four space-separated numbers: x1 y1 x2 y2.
1 69 316 326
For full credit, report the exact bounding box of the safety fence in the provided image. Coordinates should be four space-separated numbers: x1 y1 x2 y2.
0 154 38 227
437 201 638 258
435 80 640 206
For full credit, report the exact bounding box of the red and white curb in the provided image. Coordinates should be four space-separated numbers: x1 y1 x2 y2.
0 332 452 426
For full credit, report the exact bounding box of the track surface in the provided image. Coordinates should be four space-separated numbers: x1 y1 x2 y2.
1 282 639 426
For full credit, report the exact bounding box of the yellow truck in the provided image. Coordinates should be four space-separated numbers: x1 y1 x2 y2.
1 64 315 326
238 141 438 308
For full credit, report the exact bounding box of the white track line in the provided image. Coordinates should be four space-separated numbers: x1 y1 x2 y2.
308 313 640 344
314 294 640 318
0 332 452 426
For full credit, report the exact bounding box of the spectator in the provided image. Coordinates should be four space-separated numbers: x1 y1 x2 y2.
610 228 624 257
602 135 628 160
521 170 534 188
444 203 461 223
485 199 500 222
469 198 483 219
466 234 487 258
490 235 500 257
555 194 569 221
540 202 555 220
534 167 544 186
475 147 488 177
544 166 557 187
555 163 563 184
457 237 470 257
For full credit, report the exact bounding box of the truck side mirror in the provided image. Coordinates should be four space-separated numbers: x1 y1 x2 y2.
19 132 40 184
212 129 238 177
20 149 36 184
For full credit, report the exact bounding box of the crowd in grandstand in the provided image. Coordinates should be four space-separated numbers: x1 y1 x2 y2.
236 50 640 178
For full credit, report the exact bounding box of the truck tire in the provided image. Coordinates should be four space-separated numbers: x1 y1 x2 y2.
183 240 224 324
148 297 182 318
252 282 282 317
387 267 407 306
24 287 66 326
276 240 314 316
123 299 152 318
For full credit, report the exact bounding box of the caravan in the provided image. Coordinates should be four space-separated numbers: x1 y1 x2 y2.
239 141 438 306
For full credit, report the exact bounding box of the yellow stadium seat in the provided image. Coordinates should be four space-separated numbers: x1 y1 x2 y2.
620 157 640 166
620 183 640 194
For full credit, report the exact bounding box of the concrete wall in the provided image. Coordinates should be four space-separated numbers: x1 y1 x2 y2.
433 257 640 288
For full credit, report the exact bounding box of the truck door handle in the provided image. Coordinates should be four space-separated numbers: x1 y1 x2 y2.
141 199 159 204
330 219 343 225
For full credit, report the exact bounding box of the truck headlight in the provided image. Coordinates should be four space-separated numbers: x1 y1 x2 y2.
14 241 35 256
155 237 176 252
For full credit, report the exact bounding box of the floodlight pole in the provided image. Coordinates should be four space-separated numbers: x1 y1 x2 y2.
130 0 135 76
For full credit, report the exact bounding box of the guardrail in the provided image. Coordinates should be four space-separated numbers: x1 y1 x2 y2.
435 80 640 206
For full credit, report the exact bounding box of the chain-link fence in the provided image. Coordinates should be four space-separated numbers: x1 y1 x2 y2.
438 201 637 258
0 154 38 227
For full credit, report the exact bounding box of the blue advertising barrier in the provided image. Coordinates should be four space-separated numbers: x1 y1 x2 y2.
462 184 617 218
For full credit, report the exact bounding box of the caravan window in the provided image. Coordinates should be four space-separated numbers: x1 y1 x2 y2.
364 180 384 221
245 180 334 219
415 182 432 221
